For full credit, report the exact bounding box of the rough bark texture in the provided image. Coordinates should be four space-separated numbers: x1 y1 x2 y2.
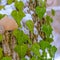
1 0 46 60
2 31 19 60
28 0 46 41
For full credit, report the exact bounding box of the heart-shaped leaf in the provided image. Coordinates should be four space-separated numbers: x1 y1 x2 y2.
35 6 46 19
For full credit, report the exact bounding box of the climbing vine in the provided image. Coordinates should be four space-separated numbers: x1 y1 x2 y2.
0 0 57 60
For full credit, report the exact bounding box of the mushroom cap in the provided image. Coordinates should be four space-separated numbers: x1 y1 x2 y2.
0 16 18 31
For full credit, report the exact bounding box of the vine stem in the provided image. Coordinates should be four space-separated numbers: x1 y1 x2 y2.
2 31 11 56
28 0 47 44
28 0 41 43
2 31 19 60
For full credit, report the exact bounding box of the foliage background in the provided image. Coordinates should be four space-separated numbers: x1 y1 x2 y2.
0 0 60 60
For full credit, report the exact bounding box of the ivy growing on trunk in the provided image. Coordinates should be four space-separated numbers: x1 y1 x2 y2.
0 0 57 60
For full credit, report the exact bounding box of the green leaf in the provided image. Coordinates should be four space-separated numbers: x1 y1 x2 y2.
26 20 34 33
35 6 46 19
46 15 53 24
11 10 18 20
11 10 25 27
0 14 5 19
11 10 19 25
42 24 53 37
0 34 3 42
39 0 46 7
0 0 1 2
48 46 57 57
31 43 40 57
13 30 31 45
0 48 3 59
7 0 13 4
1 57 12 60
31 56 37 60
21 58 27 60
0 5 4 10
51 9 55 16
39 40 51 50
48 58 52 60
45 38 53 43
15 1 24 10
14 44 28 57
18 11 25 21
42 51 47 58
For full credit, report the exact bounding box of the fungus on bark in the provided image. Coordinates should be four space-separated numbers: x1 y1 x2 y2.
0 16 18 32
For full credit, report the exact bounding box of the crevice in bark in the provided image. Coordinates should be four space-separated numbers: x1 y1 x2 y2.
2 31 19 60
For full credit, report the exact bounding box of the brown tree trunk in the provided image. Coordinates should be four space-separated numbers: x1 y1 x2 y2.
2 31 19 60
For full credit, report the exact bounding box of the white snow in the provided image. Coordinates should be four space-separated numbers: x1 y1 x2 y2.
37 35 42 42
25 56 30 60
0 0 7 5
0 3 15 15
54 56 60 60
34 27 38 35
22 14 32 23
23 7 29 13
21 27 29 35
